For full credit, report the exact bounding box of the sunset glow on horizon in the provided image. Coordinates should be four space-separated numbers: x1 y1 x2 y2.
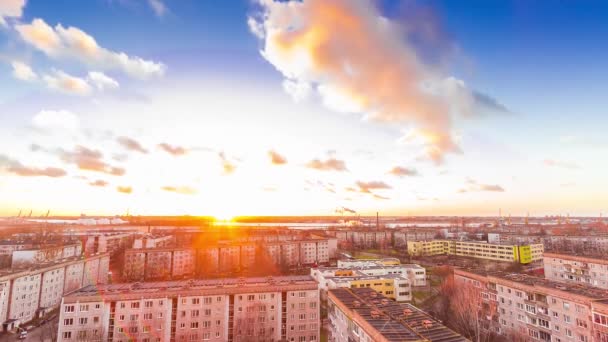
1 0 608 218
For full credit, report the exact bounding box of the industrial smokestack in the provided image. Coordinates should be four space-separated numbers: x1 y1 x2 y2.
376 212 379 230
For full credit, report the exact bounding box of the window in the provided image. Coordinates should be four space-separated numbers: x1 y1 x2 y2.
65 305 75 313
564 315 572 324
192 298 200 305
191 322 199 329
131 302 140 309
64 318 74 326
563 302 570 310
79 317 88 325
80 304 89 312
63 332 72 339
145 301 153 308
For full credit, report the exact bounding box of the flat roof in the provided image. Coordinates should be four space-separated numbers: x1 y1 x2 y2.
63 275 318 302
329 288 468 342
456 268 608 300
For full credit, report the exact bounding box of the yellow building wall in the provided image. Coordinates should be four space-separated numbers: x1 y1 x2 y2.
349 279 396 300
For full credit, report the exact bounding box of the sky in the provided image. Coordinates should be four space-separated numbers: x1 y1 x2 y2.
0 0 607 218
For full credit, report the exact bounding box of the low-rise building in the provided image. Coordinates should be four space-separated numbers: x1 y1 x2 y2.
328 287 467 342
56 275 320 342
336 259 427 287
407 240 544 264
132 234 174 249
10 242 82 268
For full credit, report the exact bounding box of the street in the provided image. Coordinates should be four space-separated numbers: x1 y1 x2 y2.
0 317 58 342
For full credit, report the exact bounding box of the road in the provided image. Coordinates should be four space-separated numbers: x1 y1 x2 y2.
0 317 58 342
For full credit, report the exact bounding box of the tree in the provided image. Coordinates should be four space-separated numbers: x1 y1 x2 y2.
233 302 277 342
438 275 497 342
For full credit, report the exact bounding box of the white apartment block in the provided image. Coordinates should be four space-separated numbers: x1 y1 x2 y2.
57 275 320 342
334 230 392 249
133 234 175 249
336 259 427 287
544 252 608 289
0 253 109 331
455 268 608 342
11 242 83 268
0 242 30 256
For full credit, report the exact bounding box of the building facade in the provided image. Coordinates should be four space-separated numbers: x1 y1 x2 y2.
0 253 109 331
407 240 544 264
455 268 608 342
544 252 608 289
56 275 320 342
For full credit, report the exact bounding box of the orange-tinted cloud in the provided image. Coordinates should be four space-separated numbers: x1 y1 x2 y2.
219 152 236 175
0 155 66 177
355 181 392 194
306 158 347 172
60 145 125 176
89 179 108 187
158 143 187 156
161 186 197 195
388 166 418 177
117 136 148 154
250 0 471 164
117 186 132 194
268 150 287 165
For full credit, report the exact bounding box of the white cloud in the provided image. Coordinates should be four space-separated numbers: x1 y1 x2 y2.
0 0 26 27
15 18 166 79
148 0 167 17
87 71 119 90
249 0 505 164
32 109 80 132
11 60 37 81
43 69 91 95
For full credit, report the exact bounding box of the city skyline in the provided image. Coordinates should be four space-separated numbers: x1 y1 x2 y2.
1 0 608 217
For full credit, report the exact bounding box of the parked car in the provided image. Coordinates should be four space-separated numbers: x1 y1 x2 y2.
18 331 28 339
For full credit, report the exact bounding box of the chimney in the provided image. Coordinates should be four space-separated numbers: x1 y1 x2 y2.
376 212 379 230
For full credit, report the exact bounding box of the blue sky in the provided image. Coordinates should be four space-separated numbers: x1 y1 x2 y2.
0 0 606 217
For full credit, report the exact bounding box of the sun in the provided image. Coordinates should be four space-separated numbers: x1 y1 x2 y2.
212 210 236 222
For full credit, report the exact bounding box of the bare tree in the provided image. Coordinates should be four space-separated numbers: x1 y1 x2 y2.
439 275 497 342
234 302 276 342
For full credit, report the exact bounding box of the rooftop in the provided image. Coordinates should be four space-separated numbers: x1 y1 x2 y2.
329 287 468 342
456 268 608 299
63 275 318 302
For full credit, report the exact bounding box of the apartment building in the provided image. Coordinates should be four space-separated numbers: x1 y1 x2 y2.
393 229 438 247
334 230 392 249
489 233 608 255
83 232 136 255
132 234 175 249
454 268 608 342
407 240 544 264
56 275 320 342
124 238 335 281
0 253 109 331
11 242 83 268
544 252 608 289
312 267 412 302
328 287 467 342
336 259 427 287
0 242 30 256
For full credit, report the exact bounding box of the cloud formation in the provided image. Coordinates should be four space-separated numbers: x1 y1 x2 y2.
305 158 347 172
32 109 79 132
161 186 197 195
117 136 148 154
43 69 91 95
117 186 132 194
0 0 25 27
458 178 505 193
0 155 67 178
249 0 502 164
15 18 165 79
158 143 187 156
219 152 237 175
543 159 580 170
11 60 37 81
388 166 418 177
60 145 125 176
148 0 167 17
89 179 108 187
355 181 392 194
88 71 119 90
268 150 287 165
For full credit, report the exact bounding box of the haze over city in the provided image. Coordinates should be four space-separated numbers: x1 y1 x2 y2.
1 0 607 218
